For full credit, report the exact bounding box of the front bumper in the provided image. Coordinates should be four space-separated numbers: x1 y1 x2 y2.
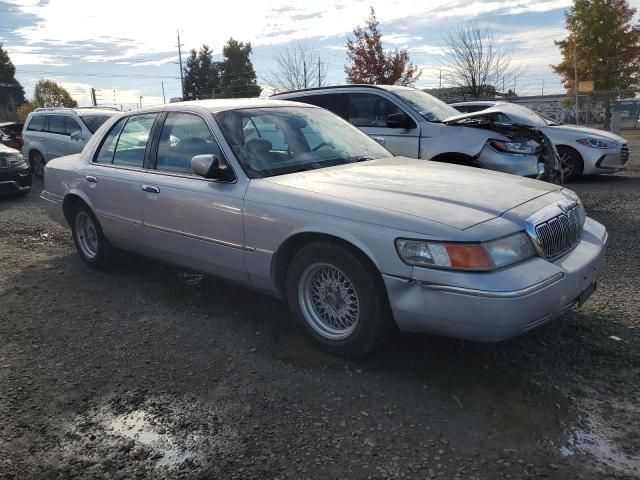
383 217 608 341
582 143 629 174
475 144 539 177
0 165 31 195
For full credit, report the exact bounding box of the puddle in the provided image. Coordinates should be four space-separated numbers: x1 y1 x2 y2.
108 410 196 466
561 423 640 475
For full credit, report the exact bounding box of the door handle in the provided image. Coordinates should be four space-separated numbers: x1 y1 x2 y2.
142 185 160 194
85 175 98 183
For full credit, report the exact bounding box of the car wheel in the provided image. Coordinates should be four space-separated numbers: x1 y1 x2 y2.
70 204 115 269
557 146 584 182
286 241 393 357
30 151 45 178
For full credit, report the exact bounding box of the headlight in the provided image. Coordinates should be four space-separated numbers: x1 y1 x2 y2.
489 139 536 155
6 154 26 167
395 232 535 271
577 138 617 149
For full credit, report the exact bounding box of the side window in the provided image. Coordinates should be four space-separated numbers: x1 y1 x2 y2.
347 93 405 127
47 115 66 135
65 117 82 135
112 114 157 168
291 94 348 120
94 118 127 164
27 115 45 132
156 113 222 174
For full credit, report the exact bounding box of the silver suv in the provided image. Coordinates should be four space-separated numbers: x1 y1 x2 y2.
22 107 120 177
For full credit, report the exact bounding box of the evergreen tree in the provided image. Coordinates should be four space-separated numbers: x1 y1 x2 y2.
218 38 261 98
0 43 26 118
183 49 200 101
183 45 221 100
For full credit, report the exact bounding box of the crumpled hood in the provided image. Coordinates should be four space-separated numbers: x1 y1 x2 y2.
545 124 627 143
264 157 561 230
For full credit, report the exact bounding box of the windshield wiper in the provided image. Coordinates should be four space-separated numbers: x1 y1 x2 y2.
348 156 375 163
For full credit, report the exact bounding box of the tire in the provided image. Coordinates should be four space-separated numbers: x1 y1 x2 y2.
30 151 46 178
70 203 115 269
557 146 584 182
285 241 393 357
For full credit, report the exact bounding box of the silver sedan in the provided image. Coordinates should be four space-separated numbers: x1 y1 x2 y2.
41 99 608 356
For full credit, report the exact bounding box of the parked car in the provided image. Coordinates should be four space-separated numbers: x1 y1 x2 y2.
41 99 607 356
0 143 31 196
451 101 629 181
22 107 121 178
271 85 542 177
0 122 24 150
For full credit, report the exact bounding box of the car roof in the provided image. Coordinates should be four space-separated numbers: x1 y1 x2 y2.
132 98 314 115
450 101 501 107
270 84 416 97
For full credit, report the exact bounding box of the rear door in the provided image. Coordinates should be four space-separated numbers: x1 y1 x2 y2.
347 92 420 158
82 113 158 252
141 111 249 282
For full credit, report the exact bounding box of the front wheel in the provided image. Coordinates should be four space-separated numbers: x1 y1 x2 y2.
30 151 45 178
557 146 584 182
70 204 115 269
286 242 393 357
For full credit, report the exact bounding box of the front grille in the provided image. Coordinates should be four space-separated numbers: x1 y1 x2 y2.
0 158 7 168
621 144 629 164
535 205 583 258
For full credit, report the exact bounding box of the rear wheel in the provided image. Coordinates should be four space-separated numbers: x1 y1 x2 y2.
286 242 393 357
30 151 45 178
557 146 584 182
70 204 115 269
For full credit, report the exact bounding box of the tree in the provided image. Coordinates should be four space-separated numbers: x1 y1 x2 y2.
345 7 420 86
32 80 77 108
552 0 640 129
442 22 521 99
183 45 221 100
0 43 26 120
265 43 328 92
16 101 33 122
218 38 261 98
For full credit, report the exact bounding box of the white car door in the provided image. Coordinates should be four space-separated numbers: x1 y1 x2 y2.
82 113 158 252
140 111 249 283
347 92 420 158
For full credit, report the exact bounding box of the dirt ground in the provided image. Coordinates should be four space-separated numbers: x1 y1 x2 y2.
0 141 639 479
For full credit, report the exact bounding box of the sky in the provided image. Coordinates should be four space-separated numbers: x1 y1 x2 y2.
1 0 638 109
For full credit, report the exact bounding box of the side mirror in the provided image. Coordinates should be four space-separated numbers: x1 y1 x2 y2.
191 154 234 181
386 113 411 129
70 131 84 142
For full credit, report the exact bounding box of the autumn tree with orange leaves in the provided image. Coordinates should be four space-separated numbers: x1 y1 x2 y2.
345 8 420 86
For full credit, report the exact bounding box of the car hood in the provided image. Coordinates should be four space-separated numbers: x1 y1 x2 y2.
444 103 547 128
544 124 626 143
264 157 560 230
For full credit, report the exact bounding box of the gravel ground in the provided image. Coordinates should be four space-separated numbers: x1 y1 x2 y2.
0 138 639 480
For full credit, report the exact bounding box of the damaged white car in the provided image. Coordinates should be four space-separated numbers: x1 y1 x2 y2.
272 85 551 178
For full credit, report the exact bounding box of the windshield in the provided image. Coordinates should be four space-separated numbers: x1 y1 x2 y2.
391 89 460 122
215 106 391 179
534 111 562 126
80 114 117 133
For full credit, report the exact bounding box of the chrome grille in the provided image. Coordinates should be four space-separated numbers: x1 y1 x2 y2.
621 144 629 164
534 205 582 258
0 158 7 168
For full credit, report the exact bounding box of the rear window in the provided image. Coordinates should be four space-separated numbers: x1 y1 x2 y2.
80 114 116 134
27 115 45 132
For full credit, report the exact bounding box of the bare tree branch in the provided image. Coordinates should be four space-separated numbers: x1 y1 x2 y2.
442 22 523 99
264 43 329 92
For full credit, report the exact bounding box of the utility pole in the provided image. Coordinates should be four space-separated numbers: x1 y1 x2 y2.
139 96 143 109
318 57 321 87
90 88 97 107
162 81 166 104
541 79 544 96
574 37 579 124
177 30 184 100
439 70 442 98
303 61 308 89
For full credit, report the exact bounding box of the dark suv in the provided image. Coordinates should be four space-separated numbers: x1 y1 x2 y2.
0 143 31 196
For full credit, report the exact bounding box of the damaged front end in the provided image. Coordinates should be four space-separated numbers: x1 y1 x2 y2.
444 106 564 184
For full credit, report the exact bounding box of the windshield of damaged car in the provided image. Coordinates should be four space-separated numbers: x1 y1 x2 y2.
215 107 391 178
390 89 460 122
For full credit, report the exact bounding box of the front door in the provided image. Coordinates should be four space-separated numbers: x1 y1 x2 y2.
347 92 420 158
141 111 249 283
82 113 158 252
64 116 87 155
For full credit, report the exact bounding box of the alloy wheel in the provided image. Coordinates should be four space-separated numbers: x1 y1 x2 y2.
75 211 99 259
